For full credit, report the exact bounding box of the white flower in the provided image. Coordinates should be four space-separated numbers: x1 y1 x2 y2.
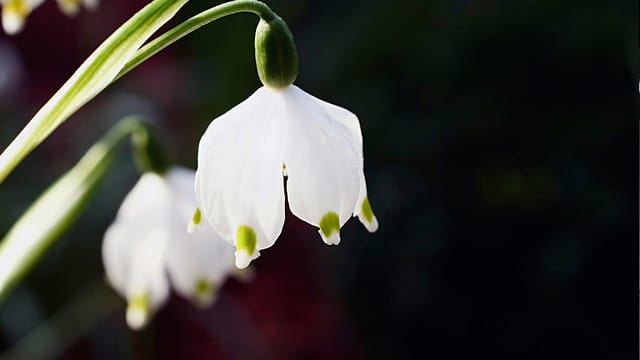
1 0 44 35
56 0 98 17
195 85 378 269
102 166 235 330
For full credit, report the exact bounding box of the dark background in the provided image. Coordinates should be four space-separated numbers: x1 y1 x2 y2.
0 0 636 358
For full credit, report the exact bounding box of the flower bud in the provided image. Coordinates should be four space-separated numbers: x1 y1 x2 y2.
130 121 170 175
254 16 298 89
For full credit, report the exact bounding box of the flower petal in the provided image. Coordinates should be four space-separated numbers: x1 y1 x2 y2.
163 167 235 306
101 173 170 328
1 0 44 34
195 87 286 266
166 225 235 306
296 86 378 232
280 86 360 243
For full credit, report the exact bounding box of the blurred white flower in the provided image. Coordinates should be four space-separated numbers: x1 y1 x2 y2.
102 167 235 330
56 0 98 17
1 0 44 35
195 85 378 269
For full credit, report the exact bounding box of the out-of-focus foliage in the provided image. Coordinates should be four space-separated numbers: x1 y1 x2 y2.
0 0 635 358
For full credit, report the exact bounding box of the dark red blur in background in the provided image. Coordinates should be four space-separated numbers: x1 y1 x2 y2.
0 0 635 359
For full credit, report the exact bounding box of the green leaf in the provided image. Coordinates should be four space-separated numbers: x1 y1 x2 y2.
0 118 147 303
0 0 189 184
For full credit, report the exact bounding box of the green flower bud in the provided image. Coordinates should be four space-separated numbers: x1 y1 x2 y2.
130 121 170 175
254 16 298 88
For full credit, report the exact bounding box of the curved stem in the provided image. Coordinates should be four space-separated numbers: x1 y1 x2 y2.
116 0 276 81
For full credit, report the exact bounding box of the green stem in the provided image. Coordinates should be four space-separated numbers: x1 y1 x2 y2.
116 0 276 81
0 0 281 184
0 117 152 304
0 0 189 184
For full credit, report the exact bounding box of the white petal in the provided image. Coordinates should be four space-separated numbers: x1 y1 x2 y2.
234 247 260 269
1 0 45 34
165 225 235 306
318 228 341 245
163 166 201 222
297 87 378 231
280 86 360 240
352 170 378 232
126 303 148 330
101 173 171 323
56 0 80 16
163 167 236 306
195 87 286 261
2 9 25 35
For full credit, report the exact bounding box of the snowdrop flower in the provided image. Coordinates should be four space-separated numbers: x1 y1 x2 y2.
194 15 378 270
1 0 44 34
102 167 235 330
195 86 378 270
56 0 98 17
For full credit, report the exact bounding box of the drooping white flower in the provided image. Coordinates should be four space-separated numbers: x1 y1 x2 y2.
195 85 378 269
102 166 235 330
56 0 98 17
0 0 44 35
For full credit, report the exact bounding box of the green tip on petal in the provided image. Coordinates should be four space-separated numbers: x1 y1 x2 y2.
187 208 201 233
358 197 379 233
319 212 341 245
2 0 30 35
235 225 257 269
361 197 374 223
126 293 150 330
58 0 81 16
194 278 216 307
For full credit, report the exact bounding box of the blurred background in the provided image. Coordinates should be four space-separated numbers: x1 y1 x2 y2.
0 0 636 358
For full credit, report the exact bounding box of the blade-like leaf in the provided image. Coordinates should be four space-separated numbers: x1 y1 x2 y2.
0 118 146 303
0 0 189 184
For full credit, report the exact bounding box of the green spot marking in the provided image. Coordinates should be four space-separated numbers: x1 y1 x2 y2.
128 293 149 313
319 212 340 238
361 197 374 223
195 278 215 298
236 225 257 255
192 208 202 225
4 0 30 18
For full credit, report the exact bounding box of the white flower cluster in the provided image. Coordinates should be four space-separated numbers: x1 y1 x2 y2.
103 85 378 330
102 167 236 330
0 0 379 332
1 0 98 35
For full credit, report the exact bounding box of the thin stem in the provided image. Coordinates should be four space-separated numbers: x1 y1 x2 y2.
116 0 276 81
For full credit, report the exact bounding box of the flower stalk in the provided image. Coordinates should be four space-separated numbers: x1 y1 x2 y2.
0 0 297 184
116 0 293 81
